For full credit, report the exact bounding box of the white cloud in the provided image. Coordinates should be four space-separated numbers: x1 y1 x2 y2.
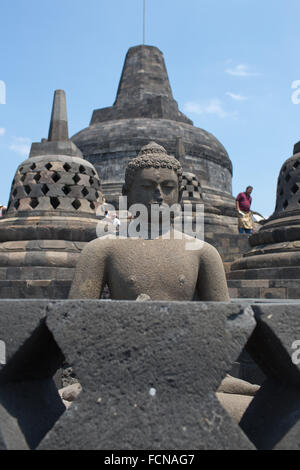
184 99 237 119
226 92 248 101
9 137 31 156
225 64 259 77
0 128 6 136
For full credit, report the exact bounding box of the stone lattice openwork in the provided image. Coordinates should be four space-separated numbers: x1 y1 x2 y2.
181 172 202 202
0 90 104 299
275 154 300 214
7 157 101 216
227 141 300 299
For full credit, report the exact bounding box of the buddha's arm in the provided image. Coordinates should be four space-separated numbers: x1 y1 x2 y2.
197 243 230 301
68 240 107 299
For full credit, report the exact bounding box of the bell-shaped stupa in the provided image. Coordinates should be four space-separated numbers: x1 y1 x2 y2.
0 90 103 299
228 139 300 298
72 45 238 233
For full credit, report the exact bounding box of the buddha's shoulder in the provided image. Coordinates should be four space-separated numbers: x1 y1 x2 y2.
82 235 144 251
172 231 218 253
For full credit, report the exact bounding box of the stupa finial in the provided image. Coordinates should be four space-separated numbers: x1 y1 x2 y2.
48 89 69 142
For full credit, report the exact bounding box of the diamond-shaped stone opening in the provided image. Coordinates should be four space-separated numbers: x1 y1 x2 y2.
19 167 24 173
24 185 31 195
79 165 86 174
293 160 300 169
34 173 41 183
291 184 299 194
41 184 49 195
12 188 18 198
45 163 53 171
50 197 60 209
279 189 284 197
92 169 97 176
283 200 289 209
21 174 26 183
14 200 20 210
72 199 81 210
30 198 39 209
89 177 94 186
285 174 291 182
62 186 71 196
81 187 89 197
30 163 36 171
52 173 61 183
73 174 80 184
90 202 95 210
0 317 81 449
95 191 99 199
63 163 71 172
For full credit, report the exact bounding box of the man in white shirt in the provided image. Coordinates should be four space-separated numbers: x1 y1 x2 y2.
112 214 120 231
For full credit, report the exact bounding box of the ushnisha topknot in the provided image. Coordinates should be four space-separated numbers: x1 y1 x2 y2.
123 142 183 194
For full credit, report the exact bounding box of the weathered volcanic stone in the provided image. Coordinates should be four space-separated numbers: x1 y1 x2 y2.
0 403 29 450
0 90 104 299
228 141 300 298
72 45 237 220
0 300 65 449
1 300 300 450
0 300 49 375
239 303 300 449
39 300 256 450
246 303 300 386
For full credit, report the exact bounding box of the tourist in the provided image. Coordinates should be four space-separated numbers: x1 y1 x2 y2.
0 205 7 217
236 186 253 234
112 213 120 232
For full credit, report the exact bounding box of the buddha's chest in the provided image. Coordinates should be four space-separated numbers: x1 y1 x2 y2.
107 242 199 300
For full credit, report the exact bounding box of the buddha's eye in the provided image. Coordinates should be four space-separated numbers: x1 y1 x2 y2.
162 183 176 190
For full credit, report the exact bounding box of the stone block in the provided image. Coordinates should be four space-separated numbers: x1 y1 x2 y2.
241 280 269 288
239 302 300 449
246 303 300 386
228 288 238 298
0 300 63 379
39 300 256 450
287 287 300 299
0 403 29 450
261 287 286 299
240 379 300 450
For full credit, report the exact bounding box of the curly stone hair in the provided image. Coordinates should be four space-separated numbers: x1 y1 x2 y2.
123 142 183 194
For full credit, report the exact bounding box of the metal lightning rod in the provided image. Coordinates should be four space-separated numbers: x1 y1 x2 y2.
143 0 146 44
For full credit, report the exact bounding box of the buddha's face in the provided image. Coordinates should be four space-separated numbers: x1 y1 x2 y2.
126 167 180 210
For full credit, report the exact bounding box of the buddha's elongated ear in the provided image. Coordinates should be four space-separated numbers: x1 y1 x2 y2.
178 184 184 204
122 183 127 196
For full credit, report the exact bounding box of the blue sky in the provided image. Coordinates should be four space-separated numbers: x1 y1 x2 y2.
1 0 300 217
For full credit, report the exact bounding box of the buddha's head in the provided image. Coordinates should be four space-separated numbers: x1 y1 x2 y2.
122 142 183 210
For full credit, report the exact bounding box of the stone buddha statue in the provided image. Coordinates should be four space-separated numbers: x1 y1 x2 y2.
68 143 258 423
68 142 230 301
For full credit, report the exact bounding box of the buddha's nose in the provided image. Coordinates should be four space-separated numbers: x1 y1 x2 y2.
154 187 163 203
